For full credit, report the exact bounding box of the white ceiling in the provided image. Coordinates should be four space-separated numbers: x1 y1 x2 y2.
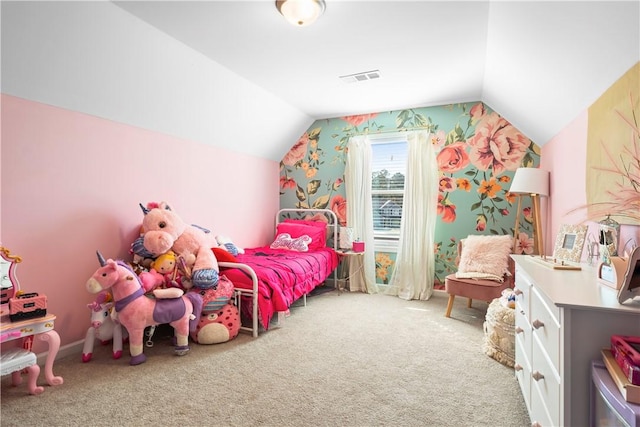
113 0 639 147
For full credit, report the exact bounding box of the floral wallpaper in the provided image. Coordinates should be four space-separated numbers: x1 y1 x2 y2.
279 102 541 287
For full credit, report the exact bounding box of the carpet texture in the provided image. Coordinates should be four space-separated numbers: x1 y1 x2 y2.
1 290 530 426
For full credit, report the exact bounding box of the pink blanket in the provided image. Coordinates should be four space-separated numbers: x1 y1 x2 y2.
219 246 338 329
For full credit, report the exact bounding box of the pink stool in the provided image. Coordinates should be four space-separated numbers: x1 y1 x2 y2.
1 348 44 395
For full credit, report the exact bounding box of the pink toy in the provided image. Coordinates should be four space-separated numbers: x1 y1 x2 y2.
81 291 126 363
191 303 240 345
139 251 187 294
86 252 203 365
139 202 220 290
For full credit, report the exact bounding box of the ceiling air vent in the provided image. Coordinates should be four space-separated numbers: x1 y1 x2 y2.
339 70 381 84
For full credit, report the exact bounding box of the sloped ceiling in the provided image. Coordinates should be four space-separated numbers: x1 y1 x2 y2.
115 0 639 148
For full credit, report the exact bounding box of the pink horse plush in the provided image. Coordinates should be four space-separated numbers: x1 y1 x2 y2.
86 252 202 365
139 202 220 290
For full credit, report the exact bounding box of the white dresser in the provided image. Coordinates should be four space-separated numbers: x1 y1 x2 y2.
511 255 640 427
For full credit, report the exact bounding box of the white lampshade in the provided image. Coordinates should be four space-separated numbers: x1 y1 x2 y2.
276 0 326 27
339 226 354 249
509 168 549 196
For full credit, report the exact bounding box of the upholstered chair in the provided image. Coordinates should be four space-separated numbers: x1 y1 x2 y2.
444 236 515 318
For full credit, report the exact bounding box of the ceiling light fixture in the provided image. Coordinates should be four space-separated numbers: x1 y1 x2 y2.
276 0 326 27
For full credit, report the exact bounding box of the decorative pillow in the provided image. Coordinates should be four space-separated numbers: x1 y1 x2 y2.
276 222 325 250
212 247 238 263
270 233 312 252
456 235 512 282
285 218 331 244
284 218 327 229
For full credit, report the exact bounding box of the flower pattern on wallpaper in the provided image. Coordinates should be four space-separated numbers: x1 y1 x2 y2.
375 252 394 284
433 105 538 283
435 108 533 227
280 127 346 225
279 103 540 287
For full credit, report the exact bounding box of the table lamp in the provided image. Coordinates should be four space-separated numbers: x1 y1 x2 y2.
509 168 550 257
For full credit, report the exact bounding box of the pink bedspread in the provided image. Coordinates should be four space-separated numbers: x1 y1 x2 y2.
219 246 338 329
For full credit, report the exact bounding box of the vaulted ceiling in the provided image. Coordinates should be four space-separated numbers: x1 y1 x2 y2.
114 0 639 147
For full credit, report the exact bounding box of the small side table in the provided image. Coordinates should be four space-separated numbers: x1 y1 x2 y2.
335 250 365 292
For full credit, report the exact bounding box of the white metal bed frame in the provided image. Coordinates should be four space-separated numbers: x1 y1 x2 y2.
218 208 338 338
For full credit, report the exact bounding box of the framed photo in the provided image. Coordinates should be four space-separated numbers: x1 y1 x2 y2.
618 246 640 304
553 224 588 263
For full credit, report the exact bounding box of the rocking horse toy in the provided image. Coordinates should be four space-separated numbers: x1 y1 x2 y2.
86 252 203 365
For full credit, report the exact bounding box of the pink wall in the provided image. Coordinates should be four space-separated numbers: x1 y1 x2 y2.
1 94 279 352
542 110 639 261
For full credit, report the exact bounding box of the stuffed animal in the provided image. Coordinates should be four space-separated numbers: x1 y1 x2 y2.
86 252 203 365
191 303 240 345
499 288 517 309
139 202 219 290
81 291 126 363
194 275 234 314
215 235 244 256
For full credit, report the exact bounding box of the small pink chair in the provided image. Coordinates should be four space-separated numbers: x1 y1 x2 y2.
444 240 515 318
1 348 44 395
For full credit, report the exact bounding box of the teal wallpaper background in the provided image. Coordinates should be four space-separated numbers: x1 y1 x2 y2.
279 102 541 287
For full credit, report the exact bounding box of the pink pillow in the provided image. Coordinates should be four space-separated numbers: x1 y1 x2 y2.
270 233 312 252
284 218 327 229
276 222 326 250
456 235 512 282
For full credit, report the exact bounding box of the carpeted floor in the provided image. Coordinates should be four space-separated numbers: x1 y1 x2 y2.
1 289 530 427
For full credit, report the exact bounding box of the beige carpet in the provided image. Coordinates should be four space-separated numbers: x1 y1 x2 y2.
1 289 530 427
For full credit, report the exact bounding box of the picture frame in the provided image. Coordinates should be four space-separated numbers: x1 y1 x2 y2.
618 246 640 304
552 224 588 263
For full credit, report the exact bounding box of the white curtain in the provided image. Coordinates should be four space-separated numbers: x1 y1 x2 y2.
345 135 377 293
386 131 438 300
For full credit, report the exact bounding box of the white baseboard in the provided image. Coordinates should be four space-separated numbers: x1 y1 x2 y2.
36 339 84 366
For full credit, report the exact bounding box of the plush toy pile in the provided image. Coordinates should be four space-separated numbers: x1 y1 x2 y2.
129 201 243 347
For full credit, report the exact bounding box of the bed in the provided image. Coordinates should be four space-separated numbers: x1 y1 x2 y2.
219 209 340 337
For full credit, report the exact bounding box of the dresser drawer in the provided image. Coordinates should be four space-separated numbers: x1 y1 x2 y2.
531 340 561 427
530 287 560 372
514 336 532 413
515 309 531 359
514 268 532 314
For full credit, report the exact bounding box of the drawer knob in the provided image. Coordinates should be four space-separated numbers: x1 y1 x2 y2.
515 326 524 334
532 423 542 427
532 371 544 381
514 289 523 296
514 364 523 371
532 319 544 329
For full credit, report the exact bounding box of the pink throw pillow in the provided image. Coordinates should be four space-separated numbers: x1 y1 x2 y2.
270 233 312 252
276 222 326 250
456 235 512 282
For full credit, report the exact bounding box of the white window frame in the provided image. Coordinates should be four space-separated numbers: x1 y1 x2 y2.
369 134 408 252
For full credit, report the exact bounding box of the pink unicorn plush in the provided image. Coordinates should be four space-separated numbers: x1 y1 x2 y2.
86 252 203 365
139 202 220 290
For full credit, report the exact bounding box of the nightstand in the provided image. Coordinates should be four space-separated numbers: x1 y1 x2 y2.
334 250 364 292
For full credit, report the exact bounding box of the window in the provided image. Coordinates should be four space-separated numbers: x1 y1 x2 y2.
370 138 408 244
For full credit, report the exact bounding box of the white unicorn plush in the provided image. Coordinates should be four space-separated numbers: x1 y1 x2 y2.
81 291 126 363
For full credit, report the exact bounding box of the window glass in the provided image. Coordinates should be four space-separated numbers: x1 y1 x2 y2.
371 140 407 239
